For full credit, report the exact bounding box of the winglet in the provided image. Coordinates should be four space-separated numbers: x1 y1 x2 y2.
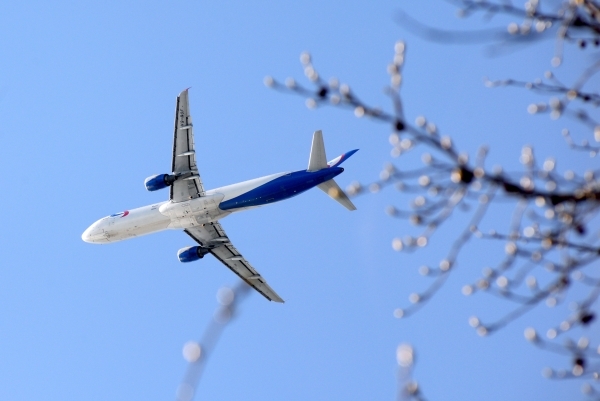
307 130 328 172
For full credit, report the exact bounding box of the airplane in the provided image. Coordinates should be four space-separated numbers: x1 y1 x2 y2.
82 89 358 303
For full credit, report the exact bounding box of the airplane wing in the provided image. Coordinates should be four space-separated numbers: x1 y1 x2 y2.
184 223 285 303
171 89 206 202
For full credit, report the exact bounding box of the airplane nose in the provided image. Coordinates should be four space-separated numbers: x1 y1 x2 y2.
82 222 106 244
81 226 94 243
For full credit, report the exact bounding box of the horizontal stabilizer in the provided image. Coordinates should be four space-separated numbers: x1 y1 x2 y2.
307 130 328 172
317 179 357 211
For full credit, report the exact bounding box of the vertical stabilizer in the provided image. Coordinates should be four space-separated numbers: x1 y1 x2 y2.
307 130 328 172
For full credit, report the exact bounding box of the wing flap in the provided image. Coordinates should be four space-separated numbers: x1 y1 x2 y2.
171 89 206 202
209 244 284 303
184 223 284 303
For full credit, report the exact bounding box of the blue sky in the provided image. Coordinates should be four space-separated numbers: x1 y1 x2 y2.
0 1 596 400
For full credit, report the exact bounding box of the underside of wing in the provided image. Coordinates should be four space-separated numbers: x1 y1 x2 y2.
171 89 206 202
184 223 284 303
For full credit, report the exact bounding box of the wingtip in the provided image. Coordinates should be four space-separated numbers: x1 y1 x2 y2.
270 295 285 303
179 87 192 96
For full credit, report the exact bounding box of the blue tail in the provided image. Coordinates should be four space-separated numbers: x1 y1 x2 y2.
327 149 359 168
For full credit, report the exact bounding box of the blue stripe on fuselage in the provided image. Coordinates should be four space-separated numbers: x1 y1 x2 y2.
219 167 344 211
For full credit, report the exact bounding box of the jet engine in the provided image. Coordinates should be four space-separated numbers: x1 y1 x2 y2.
144 174 176 191
177 246 211 262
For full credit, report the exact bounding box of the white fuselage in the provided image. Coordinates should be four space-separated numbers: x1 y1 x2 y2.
82 171 287 244
82 162 348 244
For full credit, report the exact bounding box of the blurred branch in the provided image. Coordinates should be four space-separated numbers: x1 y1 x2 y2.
267 0 600 396
175 282 251 401
396 344 427 401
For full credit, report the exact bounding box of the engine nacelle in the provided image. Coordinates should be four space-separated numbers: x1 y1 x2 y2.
144 174 176 191
177 246 210 263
